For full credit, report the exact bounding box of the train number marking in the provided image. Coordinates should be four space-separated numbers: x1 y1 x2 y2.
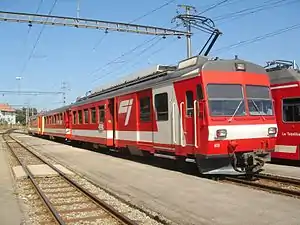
118 99 133 126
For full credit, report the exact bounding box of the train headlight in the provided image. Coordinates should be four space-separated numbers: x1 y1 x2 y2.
216 129 227 138
268 127 277 135
235 63 246 71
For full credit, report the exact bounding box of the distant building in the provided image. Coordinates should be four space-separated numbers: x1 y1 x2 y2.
0 103 16 125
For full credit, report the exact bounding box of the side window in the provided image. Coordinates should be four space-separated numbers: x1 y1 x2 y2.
73 111 76 124
283 98 300 122
84 109 89 124
99 105 105 122
196 84 203 100
91 107 96 123
155 93 168 121
186 91 194 116
78 110 83 124
139 96 151 121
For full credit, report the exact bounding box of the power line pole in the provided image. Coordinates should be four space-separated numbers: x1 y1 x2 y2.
77 0 80 18
177 4 196 58
173 6 220 57
61 81 67 106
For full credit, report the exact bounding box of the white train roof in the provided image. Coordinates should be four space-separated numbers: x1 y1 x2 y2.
92 64 176 93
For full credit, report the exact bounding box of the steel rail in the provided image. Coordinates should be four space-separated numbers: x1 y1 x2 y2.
3 133 65 225
225 176 300 198
7 132 138 225
257 173 300 186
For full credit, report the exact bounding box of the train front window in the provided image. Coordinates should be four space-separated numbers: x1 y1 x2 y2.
207 84 245 116
246 85 273 116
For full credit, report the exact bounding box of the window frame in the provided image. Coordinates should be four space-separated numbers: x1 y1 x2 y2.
154 92 169 121
206 83 246 117
72 111 77 124
245 84 271 99
90 107 96 124
206 83 244 100
84 108 89 124
78 110 83 124
282 97 300 123
186 90 194 117
99 105 105 123
246 84 274 116
139 96 151 122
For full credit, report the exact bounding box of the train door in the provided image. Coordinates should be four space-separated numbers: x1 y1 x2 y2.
152 86 174 151
64 110 71 138
137 90 153 150
108 98 116 146
181 84 203 150
183 90 196 148
41 116 45 135
277 97 300 159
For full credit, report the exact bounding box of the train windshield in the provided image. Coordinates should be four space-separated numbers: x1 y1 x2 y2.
207 84 246 116
246 85 273 116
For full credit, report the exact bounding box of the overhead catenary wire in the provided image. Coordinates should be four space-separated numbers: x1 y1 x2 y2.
92 37 164 83
197 0 230 15
110 37 181 80
19 0 59 77
90 0 230 80
214 0 298 23
91 0 176 52
212 23 300 53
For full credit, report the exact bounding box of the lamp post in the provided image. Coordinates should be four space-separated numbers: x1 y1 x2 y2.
16 76 22 94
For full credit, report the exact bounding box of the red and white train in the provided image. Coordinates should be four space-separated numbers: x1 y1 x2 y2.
266 60 300 161
28 55 278 175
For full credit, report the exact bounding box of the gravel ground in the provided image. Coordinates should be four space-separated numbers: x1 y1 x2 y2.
253 179 300 192
68 174 169 225
2 141 20 167
2 137 57 225
7 142 43 165
15 179 57 225
10 136 175 225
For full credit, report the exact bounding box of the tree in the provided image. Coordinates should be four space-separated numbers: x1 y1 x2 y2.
15 107 38 125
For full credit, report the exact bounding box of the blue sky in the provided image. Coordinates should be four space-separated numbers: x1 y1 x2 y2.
0 0 299 111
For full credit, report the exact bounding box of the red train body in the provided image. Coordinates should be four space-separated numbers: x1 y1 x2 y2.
28 56 278 175
266 60 300 161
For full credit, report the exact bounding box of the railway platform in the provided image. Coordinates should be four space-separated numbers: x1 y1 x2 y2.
264 163 300 180
0 137 23 224
12 133 300 225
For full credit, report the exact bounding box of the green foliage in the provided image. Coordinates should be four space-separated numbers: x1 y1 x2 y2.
15 107 38 125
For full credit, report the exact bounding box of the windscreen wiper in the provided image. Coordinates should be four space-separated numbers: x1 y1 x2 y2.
250 99 266 121
228 99 243 122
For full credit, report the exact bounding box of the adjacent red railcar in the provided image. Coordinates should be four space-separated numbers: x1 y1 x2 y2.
42 106 71 140
29 55 278 175
266 60 300 161
28 115 39 135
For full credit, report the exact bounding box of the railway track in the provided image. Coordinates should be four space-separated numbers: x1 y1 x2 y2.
3 133 144 225
224 173 300 198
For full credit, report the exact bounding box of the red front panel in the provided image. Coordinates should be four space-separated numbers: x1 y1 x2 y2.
271 82 300 160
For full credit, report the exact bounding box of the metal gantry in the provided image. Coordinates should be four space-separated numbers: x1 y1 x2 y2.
0 11 189 37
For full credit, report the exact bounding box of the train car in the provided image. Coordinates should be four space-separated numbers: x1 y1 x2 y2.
43 105 71 140
265 60 300 161
28 115 39 135
63 55 277 175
